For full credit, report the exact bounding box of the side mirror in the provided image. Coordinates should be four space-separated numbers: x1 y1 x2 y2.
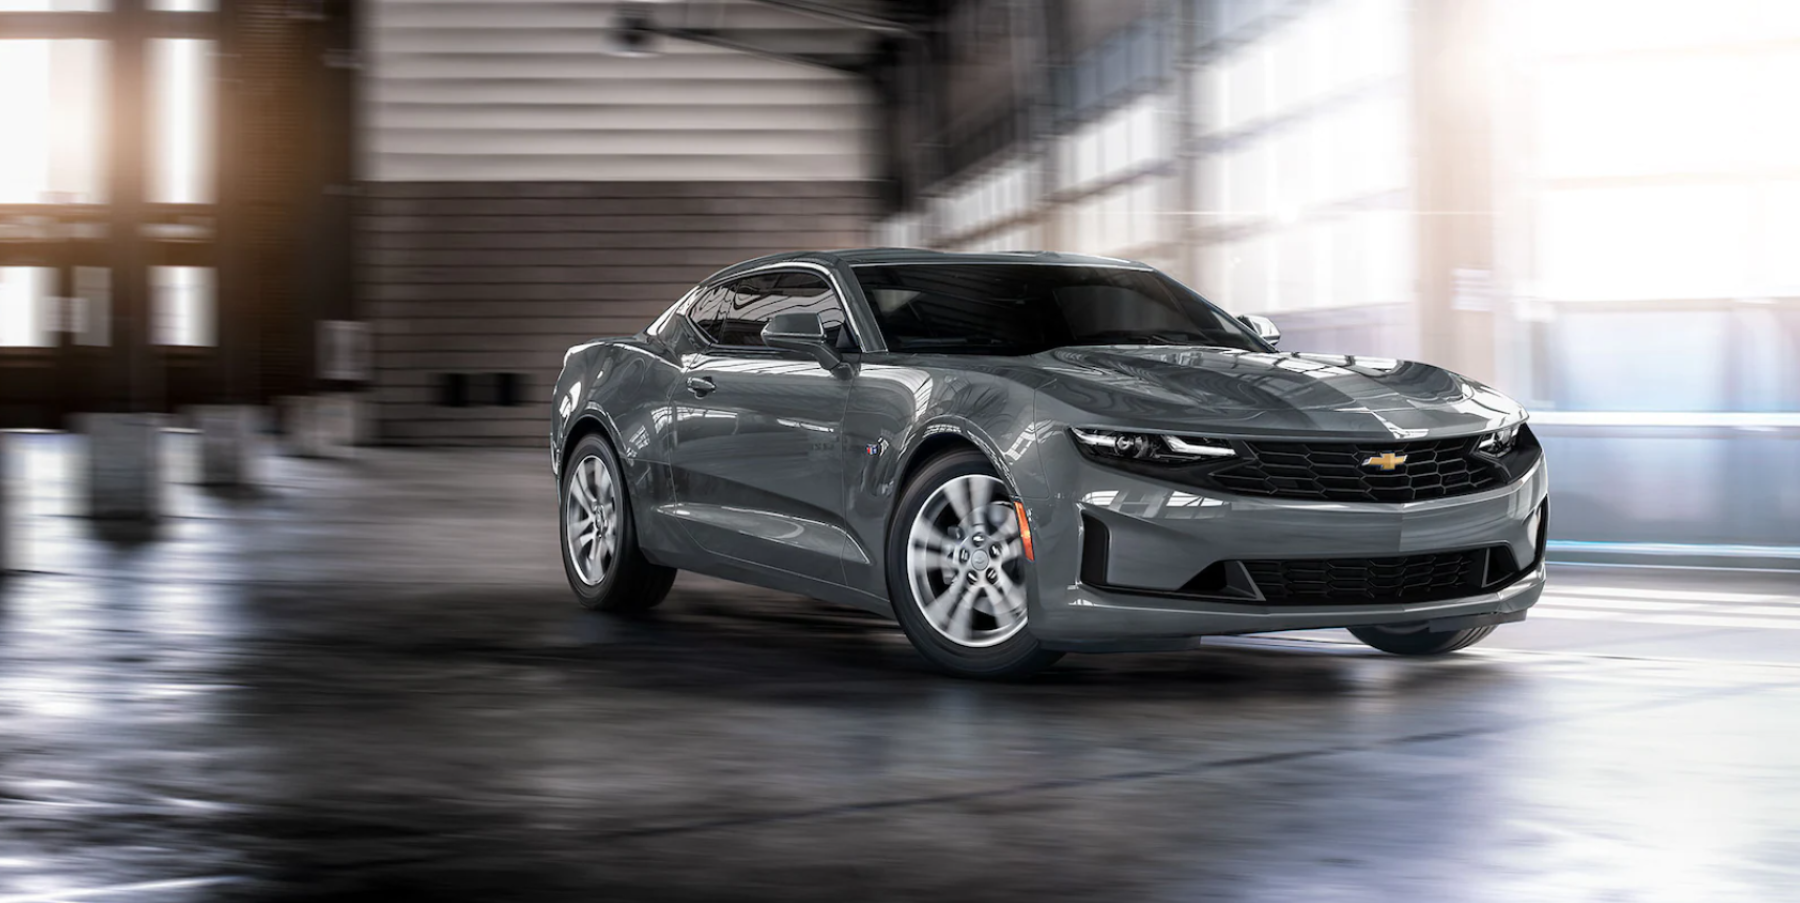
1238 314 1281 348
762 312 845 371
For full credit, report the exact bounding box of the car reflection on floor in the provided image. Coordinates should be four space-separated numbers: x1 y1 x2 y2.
0 432 1795 902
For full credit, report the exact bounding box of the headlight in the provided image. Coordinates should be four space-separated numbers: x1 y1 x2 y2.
1070 428 1236 461
1476 424 1521 456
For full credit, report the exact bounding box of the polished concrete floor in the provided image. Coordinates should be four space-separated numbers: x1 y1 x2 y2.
1 433 1797 902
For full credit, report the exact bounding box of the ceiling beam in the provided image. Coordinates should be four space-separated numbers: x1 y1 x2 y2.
655 26 865 74
737 0 913 36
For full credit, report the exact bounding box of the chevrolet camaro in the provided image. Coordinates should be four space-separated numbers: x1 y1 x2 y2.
551 250 1548 678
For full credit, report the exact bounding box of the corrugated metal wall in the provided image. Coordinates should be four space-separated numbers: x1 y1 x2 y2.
360 181 876 445
360 0 881 445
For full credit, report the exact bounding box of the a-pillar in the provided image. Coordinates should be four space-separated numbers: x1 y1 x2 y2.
78 413 162 521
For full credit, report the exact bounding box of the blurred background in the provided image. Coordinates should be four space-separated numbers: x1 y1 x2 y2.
2 3 1799 900
2 0 1794 552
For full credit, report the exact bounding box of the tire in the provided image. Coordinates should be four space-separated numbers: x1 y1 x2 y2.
886 448 1063 679
1347 623 1495 656
559 432 676 613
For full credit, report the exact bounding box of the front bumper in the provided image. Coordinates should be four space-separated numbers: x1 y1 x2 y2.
1023 440 1550 649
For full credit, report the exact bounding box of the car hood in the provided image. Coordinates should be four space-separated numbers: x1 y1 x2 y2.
1028 347 1525 439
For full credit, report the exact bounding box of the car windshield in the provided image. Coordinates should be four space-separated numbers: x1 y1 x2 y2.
850 263 1267 355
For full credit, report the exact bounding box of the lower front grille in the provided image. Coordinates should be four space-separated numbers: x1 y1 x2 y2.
1241 549 1498 606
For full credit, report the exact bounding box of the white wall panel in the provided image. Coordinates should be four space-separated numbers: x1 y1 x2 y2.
365 0 879 182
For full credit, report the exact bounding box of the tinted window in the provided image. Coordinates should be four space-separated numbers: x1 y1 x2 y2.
684 285 730 344
852 264 1266 355
707 272 850 349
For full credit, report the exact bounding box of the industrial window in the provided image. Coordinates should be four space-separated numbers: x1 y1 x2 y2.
1068 178 1165 259
1528 25 1800 302
875 213 926 249
1510 0 1800 412
0 267 55 348
151 265 214 346
1058 94 1165 193
148 39 215 205
961 223 1041 255
0 39 109 204
0 1 107 10
1189 0 1411 319
938 157 1037 243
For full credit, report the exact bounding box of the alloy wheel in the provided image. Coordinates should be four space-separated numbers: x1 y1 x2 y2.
905 474 1028 647
564 454 619 586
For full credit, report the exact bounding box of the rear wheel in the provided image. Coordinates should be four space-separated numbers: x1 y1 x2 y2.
1348 623 1495 655
559 432 676 613
887 449 1062 679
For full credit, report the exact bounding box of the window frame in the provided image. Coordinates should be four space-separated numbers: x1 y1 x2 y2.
680 283 731 346
681 264 864 355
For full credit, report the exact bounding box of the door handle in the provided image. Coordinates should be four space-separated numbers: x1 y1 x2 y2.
685 376 716 397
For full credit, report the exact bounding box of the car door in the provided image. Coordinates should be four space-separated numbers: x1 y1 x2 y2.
667 270 859 585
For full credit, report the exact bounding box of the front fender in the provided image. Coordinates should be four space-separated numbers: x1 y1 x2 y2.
887 416 1041 503
840 363 1049 601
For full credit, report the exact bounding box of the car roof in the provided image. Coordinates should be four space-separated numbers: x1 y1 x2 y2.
702 248 1154 285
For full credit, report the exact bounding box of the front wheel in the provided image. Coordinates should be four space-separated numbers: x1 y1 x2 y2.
1348 623 1495 655
886 449 1062 679
559 432 676 613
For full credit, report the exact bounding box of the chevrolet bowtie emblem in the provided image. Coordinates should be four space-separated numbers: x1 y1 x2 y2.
1364 452 1408 471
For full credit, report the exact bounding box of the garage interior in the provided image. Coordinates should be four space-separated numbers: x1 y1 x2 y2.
1 0 1797 900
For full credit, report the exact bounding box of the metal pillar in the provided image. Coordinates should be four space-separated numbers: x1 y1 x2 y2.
1412 0 1499 381
1170 0 1202 287
84 0 162 519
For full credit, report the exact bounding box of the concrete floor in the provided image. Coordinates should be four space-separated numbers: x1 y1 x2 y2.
1 432 1798 902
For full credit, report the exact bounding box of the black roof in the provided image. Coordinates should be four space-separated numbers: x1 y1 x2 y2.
704 248 1152 284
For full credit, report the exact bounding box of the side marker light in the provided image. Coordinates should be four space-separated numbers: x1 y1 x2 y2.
1013 501 1035 561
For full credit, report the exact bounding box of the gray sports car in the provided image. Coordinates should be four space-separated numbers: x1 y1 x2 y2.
551 249 1547 678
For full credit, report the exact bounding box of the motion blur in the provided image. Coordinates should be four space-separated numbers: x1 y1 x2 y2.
0 1 1795 901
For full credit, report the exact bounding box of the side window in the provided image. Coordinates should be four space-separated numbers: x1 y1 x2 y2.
712 275 780 346
710 271 851 349
774 273 853 350
684 285 729 344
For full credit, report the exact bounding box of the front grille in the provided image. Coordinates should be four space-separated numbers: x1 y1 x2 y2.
1206 436 1512 503
1242 550 1482 606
